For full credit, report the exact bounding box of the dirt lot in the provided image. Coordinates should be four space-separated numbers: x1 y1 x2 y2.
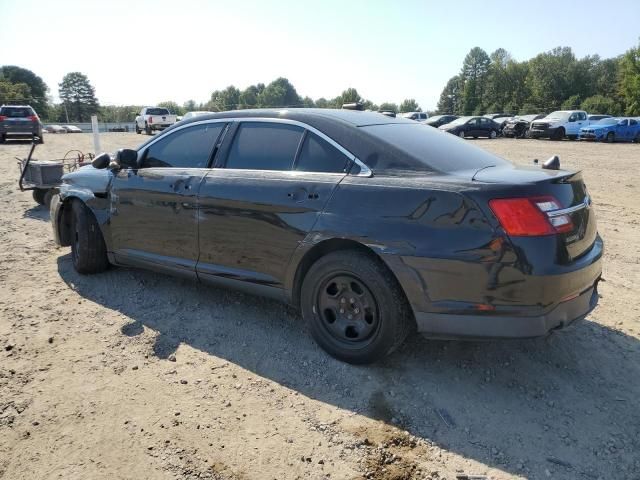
1 132 638 480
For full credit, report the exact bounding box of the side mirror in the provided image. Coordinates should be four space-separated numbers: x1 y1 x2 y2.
92 152 111 169
542 155 560 170
117 148 139 169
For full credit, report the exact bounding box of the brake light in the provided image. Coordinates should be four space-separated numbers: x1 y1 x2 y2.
28 115 39 122
148 116 153 123
489 196 573 236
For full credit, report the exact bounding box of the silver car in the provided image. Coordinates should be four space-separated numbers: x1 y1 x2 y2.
0 105 43 143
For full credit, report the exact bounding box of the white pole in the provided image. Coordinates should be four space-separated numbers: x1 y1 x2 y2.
91 115 101 153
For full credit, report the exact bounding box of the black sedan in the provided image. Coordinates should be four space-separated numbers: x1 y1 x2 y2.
502 114 546 138
438 116 501 138
51 109 603 364
424 114 459 128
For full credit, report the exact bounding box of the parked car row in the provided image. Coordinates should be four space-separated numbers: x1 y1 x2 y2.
44 124 83 134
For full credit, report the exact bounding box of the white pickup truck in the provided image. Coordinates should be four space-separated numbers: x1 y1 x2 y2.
135 107 177 135
529 110 589 140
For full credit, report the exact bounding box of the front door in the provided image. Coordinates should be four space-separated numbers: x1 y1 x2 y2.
109 122 226 277
196 121 350 291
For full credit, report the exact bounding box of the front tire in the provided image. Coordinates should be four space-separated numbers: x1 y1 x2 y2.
489 130 497 139
70 200 109 274
458 130 465 138
300 251 413 364
607 132 615 143
552 127 565 141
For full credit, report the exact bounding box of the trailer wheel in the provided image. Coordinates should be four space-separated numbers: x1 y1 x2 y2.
70 200 109 274
32 188 47 205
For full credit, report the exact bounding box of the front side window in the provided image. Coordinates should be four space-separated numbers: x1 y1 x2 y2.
295 132 350 173
142 123 224 168
225 122 303 170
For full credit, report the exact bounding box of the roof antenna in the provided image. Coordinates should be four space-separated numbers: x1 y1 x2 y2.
542 155 560 170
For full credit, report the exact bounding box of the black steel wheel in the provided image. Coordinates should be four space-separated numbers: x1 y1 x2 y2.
301 250 413 364
70 200 109 274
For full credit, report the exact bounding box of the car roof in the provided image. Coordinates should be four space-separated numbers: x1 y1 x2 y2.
181 108 411 128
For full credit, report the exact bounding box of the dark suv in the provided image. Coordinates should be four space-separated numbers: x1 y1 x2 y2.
0 105 43 143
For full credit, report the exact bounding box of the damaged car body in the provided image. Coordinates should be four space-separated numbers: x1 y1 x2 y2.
51 109 603 364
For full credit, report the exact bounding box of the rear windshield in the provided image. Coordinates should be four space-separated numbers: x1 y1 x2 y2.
147 108 170 115
360 123 509 173
1 106 35 117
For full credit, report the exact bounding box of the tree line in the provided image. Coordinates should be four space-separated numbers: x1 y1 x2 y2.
437 42 640 116
1 40 638 122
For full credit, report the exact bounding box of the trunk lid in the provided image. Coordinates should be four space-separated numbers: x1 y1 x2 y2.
474 165 597 261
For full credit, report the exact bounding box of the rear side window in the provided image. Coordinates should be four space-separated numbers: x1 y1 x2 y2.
0 106 35 117
360 123 509 173
226 122 303 171
631 119 638 126
143 123 224 168
295 132 350 173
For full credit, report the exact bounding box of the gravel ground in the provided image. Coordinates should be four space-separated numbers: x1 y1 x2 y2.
1 132 639 480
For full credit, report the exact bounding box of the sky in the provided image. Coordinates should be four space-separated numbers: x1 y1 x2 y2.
2 0 639 111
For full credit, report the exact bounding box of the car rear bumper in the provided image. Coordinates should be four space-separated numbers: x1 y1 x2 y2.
415 280 599 338
150 124 172 130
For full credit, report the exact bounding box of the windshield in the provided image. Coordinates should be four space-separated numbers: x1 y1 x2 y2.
596 118 618 125
545 111 569 120
147 108 170 115
447 116 472 126
360 123 510 173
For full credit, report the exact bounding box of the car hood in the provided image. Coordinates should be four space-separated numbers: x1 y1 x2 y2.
582 124 612 131
61 165 113 194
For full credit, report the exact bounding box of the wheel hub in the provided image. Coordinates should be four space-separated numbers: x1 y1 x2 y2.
316 274 379 343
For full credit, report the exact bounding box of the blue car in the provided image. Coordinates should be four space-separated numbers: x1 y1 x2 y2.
579 117 640 142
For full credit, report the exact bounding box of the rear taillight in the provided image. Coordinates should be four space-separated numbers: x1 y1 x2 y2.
489 196 573 237
28 115 39 122
0 115 6 121
148 116 153 123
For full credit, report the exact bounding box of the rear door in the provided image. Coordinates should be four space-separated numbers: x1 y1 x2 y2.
196 120 350 290
109 122 226 276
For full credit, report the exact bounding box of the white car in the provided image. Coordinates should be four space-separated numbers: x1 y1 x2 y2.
182 111 214 121
135 107 178 135
45 125 67 133
62 125 83 133
401 111 429 122
529 110 589 140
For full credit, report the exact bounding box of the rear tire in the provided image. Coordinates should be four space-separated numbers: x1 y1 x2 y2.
135 122 141 134
32 188 47 205
300 250 413 364
145 123 152 135
70 200 109 274
489 130 497 139
0 134 5 144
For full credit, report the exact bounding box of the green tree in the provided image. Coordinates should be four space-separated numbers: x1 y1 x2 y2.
561 94 582 110
527 47 577 111
157 101 184 115
58 72 99 122
378 102 398 113
206 86 241 111
399 98 420 112
437 75 463 114
315 97 330 108
619 42 640 115
238 84 263 109
0 80 31 104
460 47 490 114
257 77 301 107
581 95 619 114
183 99 197 111
0 65 49 114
